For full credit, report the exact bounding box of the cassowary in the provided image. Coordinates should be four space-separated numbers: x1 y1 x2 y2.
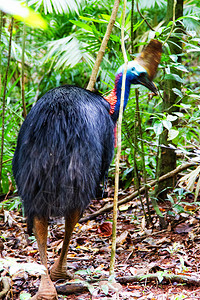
12 40 162 299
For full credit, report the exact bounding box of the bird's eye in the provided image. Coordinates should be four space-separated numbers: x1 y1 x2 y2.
132 67 135 71
139 72 146 77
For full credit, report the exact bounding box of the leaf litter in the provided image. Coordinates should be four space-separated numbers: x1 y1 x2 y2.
0 189 200 299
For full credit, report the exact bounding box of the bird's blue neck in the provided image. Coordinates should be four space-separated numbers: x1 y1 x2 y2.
105 73 131 123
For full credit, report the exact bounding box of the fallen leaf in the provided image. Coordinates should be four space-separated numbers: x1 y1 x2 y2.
97 221 112 236
174 223 192 234
116 231 129 245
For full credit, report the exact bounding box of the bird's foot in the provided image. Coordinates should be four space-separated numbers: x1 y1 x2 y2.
31 276 58 300
50 260 75 282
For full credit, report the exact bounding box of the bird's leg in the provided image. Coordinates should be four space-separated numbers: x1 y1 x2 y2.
31 217 58 300
50 210 80 282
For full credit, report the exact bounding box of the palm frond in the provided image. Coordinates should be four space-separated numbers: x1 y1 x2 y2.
28 0 84 14
179 165 200 201
43 35 94 69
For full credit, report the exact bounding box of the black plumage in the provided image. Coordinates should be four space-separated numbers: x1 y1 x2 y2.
13 85 114 232
12 43 161 298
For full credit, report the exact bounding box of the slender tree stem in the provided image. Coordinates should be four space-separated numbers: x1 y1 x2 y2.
21 22 27 118
135 89 151 224
0 17 14 190
109 0 128 277
87 0 120 91
0 11 3 112
163 0 177 46
133 89 149 224
131 0 135 54
136 0 154 31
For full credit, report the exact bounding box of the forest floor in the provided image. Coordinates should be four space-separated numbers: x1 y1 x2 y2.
1 187 200 300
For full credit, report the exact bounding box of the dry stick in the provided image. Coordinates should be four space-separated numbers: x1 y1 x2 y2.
80 162 197 223
56 272 200 295
109 0 128 277
0 17 14 188
87 0 120 91
21 22 27 118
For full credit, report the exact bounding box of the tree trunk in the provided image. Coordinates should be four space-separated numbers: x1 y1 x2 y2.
155 0 183 200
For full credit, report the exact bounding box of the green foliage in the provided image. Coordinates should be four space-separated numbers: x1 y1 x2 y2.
19 293 31 300
0 0 47 28
0 0 200 212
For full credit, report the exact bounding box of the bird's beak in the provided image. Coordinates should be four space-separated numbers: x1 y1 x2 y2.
138 74 158 95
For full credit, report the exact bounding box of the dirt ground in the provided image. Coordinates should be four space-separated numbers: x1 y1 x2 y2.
1 190 200 300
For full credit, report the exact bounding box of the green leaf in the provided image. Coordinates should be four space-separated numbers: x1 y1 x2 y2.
20 293 31 300
174 65 188 72
164 74 183 83
29 0 82 14
153 121 163 136
189 94 200 100
162 120 172 130
173 112 184 118
0 0 47 29
167 114 178 122
170 54 178 62
80 16 107 24
179 103 191 109
172 88 183 97
168 129 179 141
70 20 93 32
157 271 165 283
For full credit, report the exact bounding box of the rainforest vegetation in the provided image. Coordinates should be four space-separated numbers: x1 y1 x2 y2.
0 0 200 299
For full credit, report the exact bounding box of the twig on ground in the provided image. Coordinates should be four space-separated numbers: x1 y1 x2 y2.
56 272 200 295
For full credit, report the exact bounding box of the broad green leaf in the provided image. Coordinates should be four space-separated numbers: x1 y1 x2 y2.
0 0 47 29
162 120 172 130
80 16 107 24
168 129 179 141
167 114 178 122
180 103 191 109
29 0 82 14
174 112 184 117
178 15 200 21
164 74 183 83
70 20 93 32
153 121 163 136
189 94 200 100
169 54 178 62
172 88 183 97
174 65 188 72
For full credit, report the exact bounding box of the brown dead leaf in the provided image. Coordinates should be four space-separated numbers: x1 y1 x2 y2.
116 230 129 245
184 204 197 211
174 223 192 234
97 221 112 236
